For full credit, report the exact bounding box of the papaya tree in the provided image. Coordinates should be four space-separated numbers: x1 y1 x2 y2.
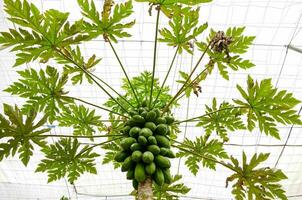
0 0 301 199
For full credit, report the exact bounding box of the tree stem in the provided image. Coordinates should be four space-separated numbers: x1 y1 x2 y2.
152 46 179 109
149 8 161 109
108 39 140 106
162 42 212 113
138 177 153 200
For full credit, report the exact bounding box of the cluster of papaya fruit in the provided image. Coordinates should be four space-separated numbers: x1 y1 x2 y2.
114 103 175 189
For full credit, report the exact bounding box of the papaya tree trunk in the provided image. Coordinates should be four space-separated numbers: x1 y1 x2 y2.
138 177 153 200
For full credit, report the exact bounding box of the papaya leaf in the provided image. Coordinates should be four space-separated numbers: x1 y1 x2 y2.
196 98 245 142
4 66 73 123
225 152 287 200
36 138 99 183
159 6 208 54
78 0 135 42
0 104 50 166
176 135 228 175
234 76 302 139
1 0 89 66
57 105 105 138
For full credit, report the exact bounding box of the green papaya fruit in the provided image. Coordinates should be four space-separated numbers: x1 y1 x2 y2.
139 128 153 138
165 116 175 124
127 169 135 180
138 136 148 146
145 162 156 175
121 126 131 135
120 137 137 150
148 136 157 145
132 179 138 190
131 151 143 162
162 168 173 184
154 155 171 168
153 168 165 186
156 124 168 135
147 145 160 155
145 111 157 122
114 151 129 162
142 151 154 164
129 127 141 138
121 156 134 172
135 163 146 183
130 143 143 151
155 117 166 125
132 115 145 124
155 135 170 148
144 122 157 132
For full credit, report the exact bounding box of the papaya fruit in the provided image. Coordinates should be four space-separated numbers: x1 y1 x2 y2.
130 143 143 151
145 162 156 175
120 137 137 150
135 163 146 182
165 116 175 124
141 99 148 107
121 125 131 135
142 151 154 164
132 179 138 190
131 151 142 162
148 136 157 145
138 136 148 146
114 151 129 162
145 111 157 122
144 122 157 131
139 107 146 114
159 147 170 156
162 168 173 184
155 117 166 125
147 145 160 155
141 111 148 118
139 128 153 138
153 108 161 118
153 168 165 186
166 149 176 158
154 155 171 168
129 127 141 138
127 169 135 180
129 110 139 116
155 135 170 148
156 124 168 135
121 156 134 172
132 115 145 124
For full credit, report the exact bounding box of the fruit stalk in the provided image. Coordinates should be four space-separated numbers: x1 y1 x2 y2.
138 177 153 200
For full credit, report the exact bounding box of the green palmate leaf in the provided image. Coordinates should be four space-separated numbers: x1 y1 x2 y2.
153 175 191 199
226 152 287 200
57 105 105 138
159 6 208 54
234 75 302 139
5 66 73 123
196 98 245 142
102 141 123 169
55 46 102 85
1 0 89 66
78 0 135 42
196 27 255 80
105 71 178 113
0 104 50 166
176 135 228 175
36 138 99 183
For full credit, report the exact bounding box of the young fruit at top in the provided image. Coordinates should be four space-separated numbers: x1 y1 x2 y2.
145 111 157 122
156 124 168 135
155 117 166 125
132 115 145 124
165 116 175 124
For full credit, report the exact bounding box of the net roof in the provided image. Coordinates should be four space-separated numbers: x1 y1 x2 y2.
0 0 302 199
